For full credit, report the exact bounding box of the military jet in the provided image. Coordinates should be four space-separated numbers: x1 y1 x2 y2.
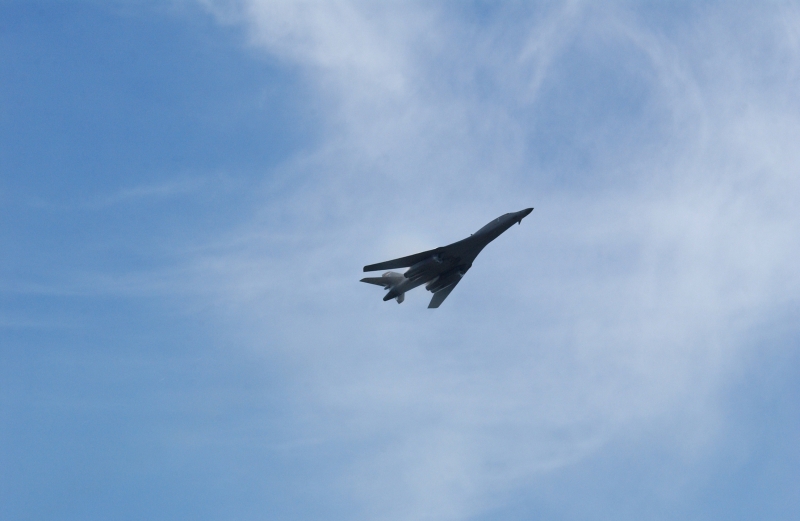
361 208 533 308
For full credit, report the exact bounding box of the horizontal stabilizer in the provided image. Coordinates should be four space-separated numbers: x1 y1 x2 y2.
360 277 392 288
363 247 443 272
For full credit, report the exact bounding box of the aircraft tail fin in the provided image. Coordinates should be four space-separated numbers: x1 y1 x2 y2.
360 271 403 289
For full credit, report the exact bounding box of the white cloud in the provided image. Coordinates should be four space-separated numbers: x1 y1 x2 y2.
194 2 800 519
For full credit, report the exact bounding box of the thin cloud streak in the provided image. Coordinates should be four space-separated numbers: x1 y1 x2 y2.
23 176 224 211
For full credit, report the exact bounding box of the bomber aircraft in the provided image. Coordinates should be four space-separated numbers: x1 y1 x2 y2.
361 208 533 308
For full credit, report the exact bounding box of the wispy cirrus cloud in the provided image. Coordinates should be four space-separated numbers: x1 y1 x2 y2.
182 2 800 519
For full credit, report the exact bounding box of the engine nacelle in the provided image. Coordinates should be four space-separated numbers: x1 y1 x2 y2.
426 268 464 293
404 254 444 280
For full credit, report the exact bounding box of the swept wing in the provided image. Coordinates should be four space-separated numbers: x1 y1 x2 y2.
427 278 462 308
363 247 444 272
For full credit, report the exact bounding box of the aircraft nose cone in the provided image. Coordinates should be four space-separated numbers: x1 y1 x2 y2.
515 208 533 225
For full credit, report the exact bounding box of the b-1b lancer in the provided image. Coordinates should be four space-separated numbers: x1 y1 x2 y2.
361 208 533 308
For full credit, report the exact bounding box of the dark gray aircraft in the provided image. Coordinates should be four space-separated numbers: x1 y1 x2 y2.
361 208 533 308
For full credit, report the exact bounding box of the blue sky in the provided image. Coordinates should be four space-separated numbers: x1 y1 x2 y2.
2 1 800 520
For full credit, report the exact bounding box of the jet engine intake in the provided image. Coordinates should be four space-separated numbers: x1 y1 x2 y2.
404 254 444 280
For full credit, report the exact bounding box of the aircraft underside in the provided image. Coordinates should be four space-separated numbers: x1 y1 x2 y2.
361 208 532 308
